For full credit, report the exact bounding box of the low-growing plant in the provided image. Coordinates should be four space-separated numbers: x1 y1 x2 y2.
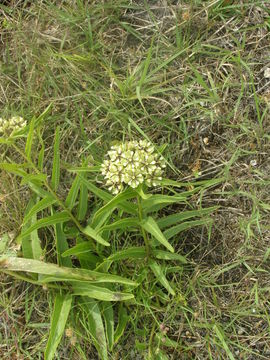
0 112 220 359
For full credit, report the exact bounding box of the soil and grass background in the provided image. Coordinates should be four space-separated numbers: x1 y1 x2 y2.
0 0 270 359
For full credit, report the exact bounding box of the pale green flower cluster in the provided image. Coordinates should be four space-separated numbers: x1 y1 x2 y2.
0 116 26 135
101 140 166 194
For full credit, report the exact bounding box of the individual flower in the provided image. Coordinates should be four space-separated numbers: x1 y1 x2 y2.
101 140 166 194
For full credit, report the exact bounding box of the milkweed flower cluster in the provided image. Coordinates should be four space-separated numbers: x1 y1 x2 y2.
0 116 26 135
101 140 166 194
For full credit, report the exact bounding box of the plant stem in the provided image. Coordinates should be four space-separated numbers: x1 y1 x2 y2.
137 195 150 260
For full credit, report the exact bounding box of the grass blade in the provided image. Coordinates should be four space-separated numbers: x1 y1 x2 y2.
51 126 60 191
25 117 35 160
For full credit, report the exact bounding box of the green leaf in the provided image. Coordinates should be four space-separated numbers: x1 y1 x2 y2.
23 196 57 224
67 166 100 173
157 206 218 229
141 217 174 253
78 176 112 201
153 250 187 264
82 225 110 246
35 103 52 126
0 162 28 177
0 234 9 254
79 176 136 215
99 218 139 232
44 294 72 360
161 177 224 188
142 194 187 213
62 242 93 258
53 209 72 268
72 283 133 301
65 175 81 209
20 173 47 186
0 257 137 286
77 181 88 221
114 305 129 344
164 219 212 240
19 211 71 240
108 247 146 261
101 303 114 351
28 183 52 198
80 299 108 360
51 126 60 191
21 197 43 261
92 188 136 225
149 260 175 296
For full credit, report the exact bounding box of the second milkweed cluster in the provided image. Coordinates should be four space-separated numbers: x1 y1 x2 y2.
101 140 166 194
0 116 26 135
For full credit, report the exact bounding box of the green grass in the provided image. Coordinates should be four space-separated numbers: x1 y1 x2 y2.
0 0 270 359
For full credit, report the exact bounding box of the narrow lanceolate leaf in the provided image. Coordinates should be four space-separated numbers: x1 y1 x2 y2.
108 247 146 261
141 217 174 253
161 177 224 188
51 126 60 191
23 196 57 224
19 212 71 240
80 299 108 360
44 294 72 360
114 306 129 344
52 207 72 268
99 218 139 232
82 225 110 246
153 250 187 264
61 242 93 258
67 166 100 173
0 162 28 177
149 260 175 296
0 257 136 286
101 303 114 351
77 181 88 221
65 175 81 209
164 219 212 240
92 188 137 225
79 176 137 215
157 206 218 229
21 197 43 261
72 283 133 301
142 194 187 213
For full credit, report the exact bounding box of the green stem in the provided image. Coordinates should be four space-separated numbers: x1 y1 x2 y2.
137 195 150 260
